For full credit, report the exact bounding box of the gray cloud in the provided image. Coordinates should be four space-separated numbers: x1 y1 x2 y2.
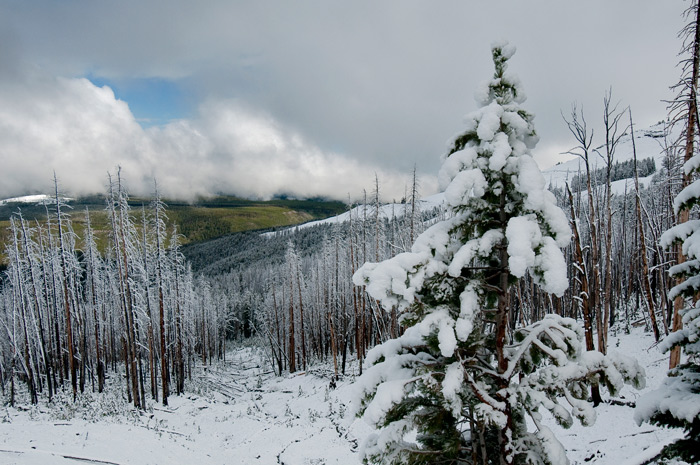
0 1 687 199
0 68 433 201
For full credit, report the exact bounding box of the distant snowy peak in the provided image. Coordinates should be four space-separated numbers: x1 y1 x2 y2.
0 194 72 206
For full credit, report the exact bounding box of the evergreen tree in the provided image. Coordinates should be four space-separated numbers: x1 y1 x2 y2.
353 42 644 465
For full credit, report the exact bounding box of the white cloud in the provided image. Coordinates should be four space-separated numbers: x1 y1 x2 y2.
0 0 684 204
1 1 682 181
0 70 437 202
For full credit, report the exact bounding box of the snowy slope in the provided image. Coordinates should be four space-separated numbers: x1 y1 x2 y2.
0 348 367 465
0 194 75 207
263 192 446 237
543 122 671 195
545 326 684 465
0 194 55 206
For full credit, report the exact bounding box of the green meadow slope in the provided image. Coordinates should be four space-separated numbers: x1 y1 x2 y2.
0 195 346 267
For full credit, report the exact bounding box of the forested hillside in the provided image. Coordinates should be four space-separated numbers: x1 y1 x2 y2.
0 193 346 268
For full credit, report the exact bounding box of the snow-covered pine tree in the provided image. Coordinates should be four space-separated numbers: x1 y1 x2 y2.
353 42 644 465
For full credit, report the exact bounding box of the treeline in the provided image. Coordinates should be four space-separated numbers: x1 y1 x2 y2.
568 156 656 192
0 172 228 408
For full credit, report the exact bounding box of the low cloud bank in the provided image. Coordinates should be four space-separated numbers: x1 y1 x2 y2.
0 69 437 202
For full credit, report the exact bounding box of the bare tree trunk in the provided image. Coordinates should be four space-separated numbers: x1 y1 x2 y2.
288 265 296 374
153 184 169 405
19 216 53 401
328 310 338 378
37 222 59 394
374 174 381 262
172 248 185 395
10 219 38 404
122 337 131 403
586 161 603 356
84 209 105 393
630 110 661 342
296 263 307 371
119 180 142 409
348 200 363 374
54 174 77 400
563 110 603 405
410 165 419 244
108 172 141 408
272 285 284 374
43 209 64 388
601 90 625 354
566 186 595 349
670 2 700 368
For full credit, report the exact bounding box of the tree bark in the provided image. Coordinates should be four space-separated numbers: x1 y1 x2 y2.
671 2 700 368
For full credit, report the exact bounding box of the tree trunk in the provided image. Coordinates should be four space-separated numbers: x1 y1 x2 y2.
671 2 700 368
630 110 661 342
54 175 77 400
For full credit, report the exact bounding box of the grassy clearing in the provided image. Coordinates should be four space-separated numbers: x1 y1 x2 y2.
168 205 314 243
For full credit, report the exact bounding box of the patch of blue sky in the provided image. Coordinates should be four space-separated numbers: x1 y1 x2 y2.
86 74 193 127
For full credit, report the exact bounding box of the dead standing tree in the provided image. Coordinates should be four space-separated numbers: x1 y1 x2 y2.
667 0 700 369
54 174 77 401
599 89 627 350
630 110 661 342
563 105 603 405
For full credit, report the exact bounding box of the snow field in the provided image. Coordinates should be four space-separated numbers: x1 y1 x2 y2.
0 347 367 465
0 330 689 465
544 326 685 465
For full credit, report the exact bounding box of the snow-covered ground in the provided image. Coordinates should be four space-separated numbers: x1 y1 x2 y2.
0 194 73 207
547 326 685 465
0 347 368 465
0 326 687 465
0 195 55 206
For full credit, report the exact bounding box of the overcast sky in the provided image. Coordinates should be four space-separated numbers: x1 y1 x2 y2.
0 1 686 201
